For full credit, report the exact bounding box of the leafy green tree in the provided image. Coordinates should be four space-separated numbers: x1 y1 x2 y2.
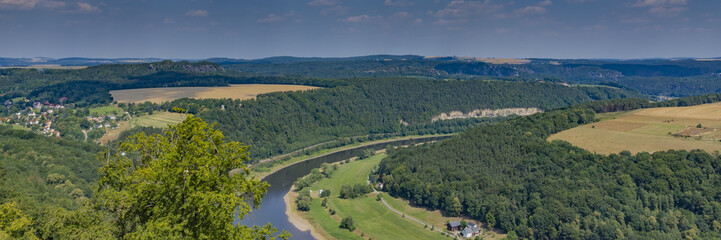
340 216 356 231
486 212 496 229
296 191 312 211
0 202 37 239
451 197 463 216
94 115 288 239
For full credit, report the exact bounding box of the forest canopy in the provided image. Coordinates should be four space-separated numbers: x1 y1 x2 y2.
377 95 721 239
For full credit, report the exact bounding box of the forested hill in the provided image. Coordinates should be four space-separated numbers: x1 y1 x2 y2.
0 125 112 238
223 57 721 97
164 78 637 160
0 60 339 107
377 94 721 240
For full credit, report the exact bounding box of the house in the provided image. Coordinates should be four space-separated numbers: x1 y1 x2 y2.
33 102 42 109
461 223 481 238
447 220 463 231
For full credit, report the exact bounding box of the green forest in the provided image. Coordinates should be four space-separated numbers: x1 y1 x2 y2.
164 78 636 160
2 59 721 239
377 94 721 240
223 57 721 97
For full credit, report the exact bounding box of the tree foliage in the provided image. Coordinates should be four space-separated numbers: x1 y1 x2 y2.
378 97 721 239
339 216 356 231
167 78 635 160
94 115 287 239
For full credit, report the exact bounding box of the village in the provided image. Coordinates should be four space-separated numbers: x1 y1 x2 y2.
0 98 123 142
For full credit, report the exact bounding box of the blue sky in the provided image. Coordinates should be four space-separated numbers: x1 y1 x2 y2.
0 0 719 59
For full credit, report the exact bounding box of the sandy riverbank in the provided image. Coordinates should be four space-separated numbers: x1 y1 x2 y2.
284 186 328 240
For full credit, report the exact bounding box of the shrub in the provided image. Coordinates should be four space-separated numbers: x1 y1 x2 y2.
340 216 356 231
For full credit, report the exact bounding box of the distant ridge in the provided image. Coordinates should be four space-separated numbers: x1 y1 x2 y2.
0 57 164 67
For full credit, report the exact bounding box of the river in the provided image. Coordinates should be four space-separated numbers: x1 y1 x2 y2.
234 135 452 239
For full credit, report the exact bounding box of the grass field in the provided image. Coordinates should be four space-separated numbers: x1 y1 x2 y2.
110 84 319 103
129 111 185 128
89 105 123 116
293 154 504 240
98 111 183 144
98 121 129 145
549 102 721 154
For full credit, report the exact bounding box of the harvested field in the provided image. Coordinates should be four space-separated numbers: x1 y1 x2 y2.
549 102 721 154
110 84 320 103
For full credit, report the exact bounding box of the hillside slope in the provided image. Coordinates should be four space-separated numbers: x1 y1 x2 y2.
378 95 721 239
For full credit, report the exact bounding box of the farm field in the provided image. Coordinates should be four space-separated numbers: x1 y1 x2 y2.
549 102 721 154
129 111 185 128
291 154 503 240
99 111 183 144
89 105 123 116
110 84 319 103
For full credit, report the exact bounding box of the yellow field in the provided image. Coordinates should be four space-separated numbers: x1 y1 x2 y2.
110 84 319 103
549 102 721 154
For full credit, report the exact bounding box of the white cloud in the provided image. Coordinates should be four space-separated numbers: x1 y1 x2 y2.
413 18 423 24
76 2 99 13
633 0 687 7
308 0 337 6
648 6 686 16
342 14 381 23
345 14 371 22
257 11 295 23
539 0 552 6
433 18 468 25
393 11 410 18
430 0 506 19
630 0 687 16
384 0 414 7
185 9 209 17
257 14 284 23
0 0 65 10
514 6 546 14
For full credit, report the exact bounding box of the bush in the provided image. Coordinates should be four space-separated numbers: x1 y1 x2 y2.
320 189 331 198
339 183 374 199
340 216 356 231
295 191 312 211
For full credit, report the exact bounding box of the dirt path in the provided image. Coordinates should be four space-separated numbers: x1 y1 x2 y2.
372 187 445 234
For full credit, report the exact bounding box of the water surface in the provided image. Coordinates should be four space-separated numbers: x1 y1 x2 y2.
235 135 451 239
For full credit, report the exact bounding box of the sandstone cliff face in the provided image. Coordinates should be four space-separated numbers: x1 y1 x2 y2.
431 108 543 122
